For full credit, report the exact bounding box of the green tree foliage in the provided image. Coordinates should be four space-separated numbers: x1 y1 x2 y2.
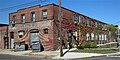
106 24 117 42
106 25 117 37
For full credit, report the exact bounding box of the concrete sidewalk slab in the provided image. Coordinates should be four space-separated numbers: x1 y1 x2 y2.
30 51 59 57
52 52 106 59
0 49 32 56
29 48 77 57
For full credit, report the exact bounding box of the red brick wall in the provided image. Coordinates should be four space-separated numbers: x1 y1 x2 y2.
9 4 55 50
0 26 8 49
52 5 78 49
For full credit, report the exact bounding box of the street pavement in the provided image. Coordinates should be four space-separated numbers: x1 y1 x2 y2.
0 54 50 60
1 54 120 60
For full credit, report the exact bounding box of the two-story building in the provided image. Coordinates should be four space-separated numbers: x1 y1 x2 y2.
8 4 114 51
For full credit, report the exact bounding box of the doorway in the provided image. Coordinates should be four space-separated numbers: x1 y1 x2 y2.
10 32 14 49
30 30 44 51
4 37 9 49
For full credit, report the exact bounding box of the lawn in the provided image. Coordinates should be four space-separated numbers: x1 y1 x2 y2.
70 49 119 54
99 43 118 48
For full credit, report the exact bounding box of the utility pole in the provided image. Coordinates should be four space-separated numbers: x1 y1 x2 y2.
58 0 63 57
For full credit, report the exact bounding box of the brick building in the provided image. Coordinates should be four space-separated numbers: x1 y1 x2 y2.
0 24 9 49
8 4 113 51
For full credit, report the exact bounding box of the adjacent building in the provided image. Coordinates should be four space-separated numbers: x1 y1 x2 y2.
0 24 9 49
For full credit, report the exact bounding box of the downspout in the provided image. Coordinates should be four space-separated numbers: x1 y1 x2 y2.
7 25 9 49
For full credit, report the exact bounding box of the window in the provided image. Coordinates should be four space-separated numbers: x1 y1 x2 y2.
105 25 107 30
95 35 98 40
86 19 89 26
21 14 25 23
99 23 102 28
12 16 16 24
42 9 47 19
91 20 94 27
86 33 89 40
105 35 107 40
86 19 91 26
18 31 25 38
81 16 84 25
10 32 14 39
31 12 35 22
99 35 101 40
101 24 104 28
43 28 48 34
12 24 15 28
95 22 98 27
73 15 77 23
103 24 107 30
91 33 94 40
102 34 104 40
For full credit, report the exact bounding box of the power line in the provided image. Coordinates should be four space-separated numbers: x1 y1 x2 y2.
113 20 120 24
0 0 47 11
0 1 38 11
0 0 48 21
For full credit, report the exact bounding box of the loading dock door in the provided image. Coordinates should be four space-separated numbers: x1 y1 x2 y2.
30 31 41 51
30 32 39 45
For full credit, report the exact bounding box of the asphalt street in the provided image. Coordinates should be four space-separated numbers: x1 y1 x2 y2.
0 54 120 60
0 54 51 60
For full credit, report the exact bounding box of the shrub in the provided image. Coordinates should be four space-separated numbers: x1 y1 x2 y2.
77 45 84 49
84 44 90 48
90 44 98 48
85 44 98 48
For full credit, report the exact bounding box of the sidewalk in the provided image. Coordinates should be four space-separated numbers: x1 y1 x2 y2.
53 52 106 59
0 49 31 56
106 51 120 57
0 48 120 59
97 42 117 46
52 48 106 59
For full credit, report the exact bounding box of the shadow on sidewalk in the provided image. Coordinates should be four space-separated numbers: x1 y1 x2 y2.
63 49 70 56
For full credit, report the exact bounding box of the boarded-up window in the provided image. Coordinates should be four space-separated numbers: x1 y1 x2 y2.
43 28 48 34
18 31 25 38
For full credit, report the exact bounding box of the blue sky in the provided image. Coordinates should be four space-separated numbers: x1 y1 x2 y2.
0 0 120 25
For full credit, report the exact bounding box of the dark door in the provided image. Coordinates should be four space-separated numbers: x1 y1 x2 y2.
4 37 9 49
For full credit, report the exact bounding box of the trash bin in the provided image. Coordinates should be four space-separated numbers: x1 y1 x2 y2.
32 41 41 52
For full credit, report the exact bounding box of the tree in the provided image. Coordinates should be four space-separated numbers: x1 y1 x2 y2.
106 25 117 43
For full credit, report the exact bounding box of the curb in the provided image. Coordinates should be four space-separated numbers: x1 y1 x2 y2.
52 54 107 60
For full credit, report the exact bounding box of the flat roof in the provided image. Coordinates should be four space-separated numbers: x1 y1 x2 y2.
0 24 8 26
